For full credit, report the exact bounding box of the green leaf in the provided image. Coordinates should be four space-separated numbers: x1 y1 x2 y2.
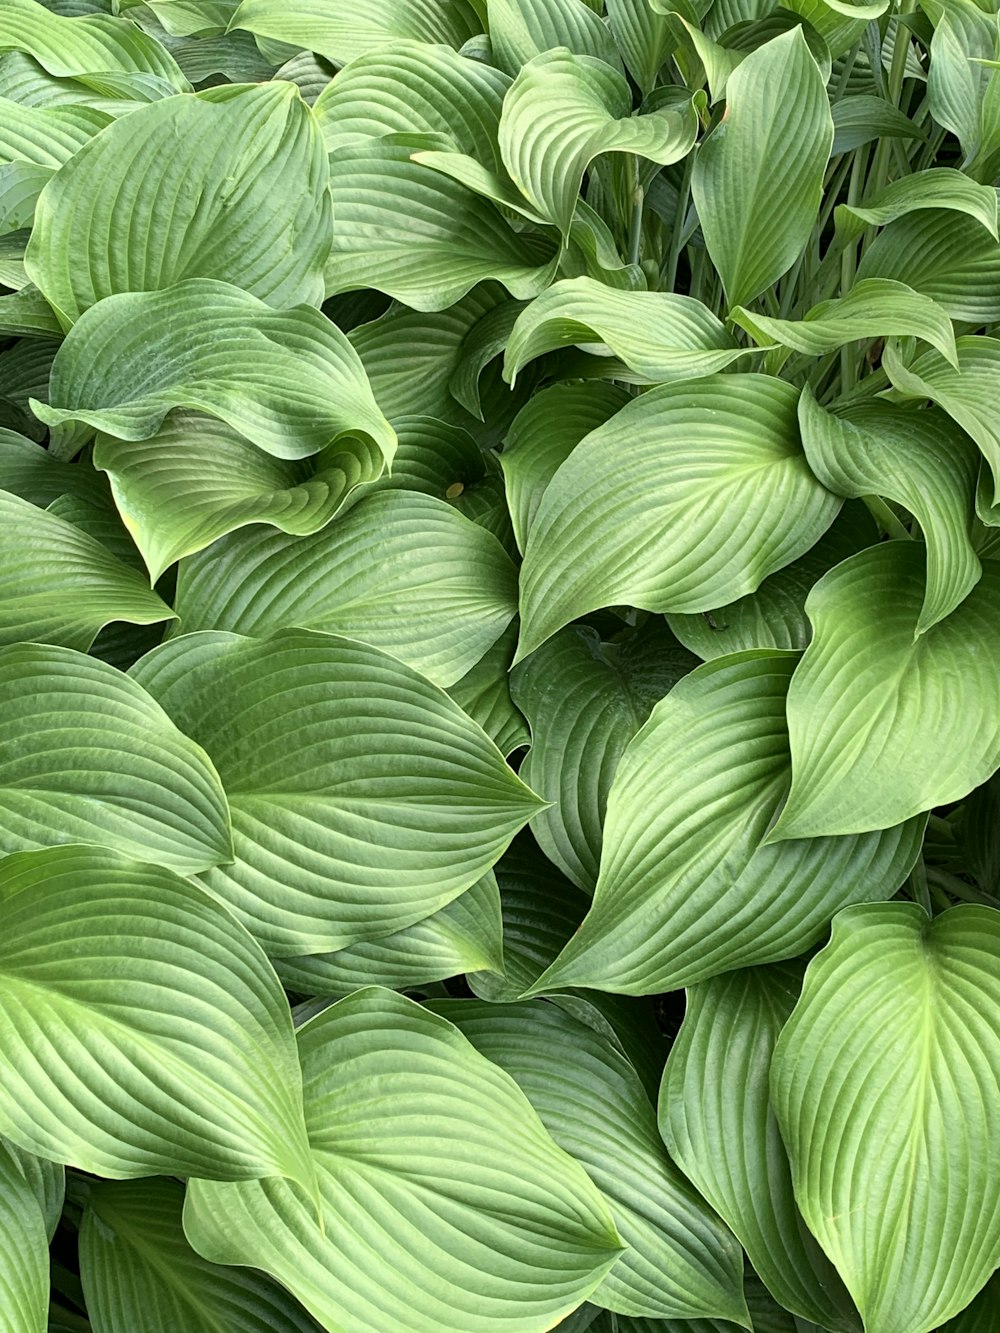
770 544 1000 840
606 0 675 93
517 376 841 660
432 1000 748 1324
0 641 231 873
447 621 529 757
660 965 860 1331
501 380 630 556
504 278 745 385
274 871 504 996
798 393 981 632
184 988 622 1333
488 0 624 76
3 1141 63 1243
0 844 315 1190
31 279 396 464
80 1178 322 1333
0 285 61 338
927 0 1000 179
834 168 998 244
0 0 188 87
229 0 482 64
0 1139 48 1333
512 622 697 891
26 83 330 325
857 211 1000 322
131 630 544 955
0 489 173 650
937 1274 1000 1333
771 902 1000 1333
692 28 833 307
731 278 957 367
830 95 924 152
172 490 516 688
666 503 878 660
498 48 699 237
530 652 923 995
0 96 109 169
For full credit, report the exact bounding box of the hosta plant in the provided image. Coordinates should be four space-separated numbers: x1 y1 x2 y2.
1 0 1000 1330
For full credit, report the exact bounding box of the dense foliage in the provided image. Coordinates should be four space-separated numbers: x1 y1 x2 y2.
1 0 999 1329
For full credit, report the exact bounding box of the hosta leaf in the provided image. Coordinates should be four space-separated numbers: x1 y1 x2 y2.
4 1141 64 1242
857 211 1000 322
0 0 188 87
770 544 1000 840
0 844 314 1189
488 0 623 75
434 1000 748 1323
229 0 482 64
0 1140 48 1333
927 0 1000 179
834 168 998 244
798 393 980 632
512 622 697 891
0 286 61 337
172 491 516 688
324 137 557 311
184 988 622 1333
529 652 923 995
447 622 529 757
504 278 744 385
692 28 832 307
499 48 699 236
26 83 330 325
501 381 630 555
938 1274 1000 1333
660 966 860 1331
80 1178 322 1333
274 871 503 996
771 902 1000 1333
0 642 231 873
131 630 544 955
606 0 674 92
31 279 396 464
0 489 172 649
830 95 924 153
731 279 956 366
516 376 841 660
0 97 109 170
666 503 877 660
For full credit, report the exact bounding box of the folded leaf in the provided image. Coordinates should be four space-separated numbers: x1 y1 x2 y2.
26 82 330 325
770 544 1000 839
834 167 998 244
0 0 188 87
772 902 1000 1333
229 0 482 64
517 375 841 660
434 1000 748 1324
131 630 544 955
606 0 674 93
184 988 622 1333
0 1140 48 1333
857 211 1000 322
530 652 923 994
31 279 396 463
660 965 861 1331
0 96 109 170
692 28 832 307
831 95 924 153
489 0 624 75
0 642 231 873
173 491 516 687
0 845 315 1190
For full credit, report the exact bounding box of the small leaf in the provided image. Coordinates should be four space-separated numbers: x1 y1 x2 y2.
772 902 1000 1333
831 95 924 153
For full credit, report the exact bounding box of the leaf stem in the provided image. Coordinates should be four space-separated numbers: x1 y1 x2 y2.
660 150 695 292
627 155 644 267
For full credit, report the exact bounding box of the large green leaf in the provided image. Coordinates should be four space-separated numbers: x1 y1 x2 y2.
771 902 1000 1333
488 0 623 75
857 211 1000 322
3 1141 63 1243
660 966 860 1331
512 622 697 891
172 490 517 688
0 489 173 649
0 642 231 873
498 48 699 236
833 168 998 245
80 1178 322 1333
504 278 745 385
0 1140 48 1333
447 622 529 757
798 392 981 631
229 0 482 64
184 988 622 1333
131 630 544 955
26 83 330 325
516 376 841 660
0 95 108 167
927 0 1000 180
274 871 504 997
31 279 396 465
528 652 923 995
0 0 188 87
770 544 1000 840
692 28 832 307
433 1000 748 1323
0 845 315 1189
606 0 674 92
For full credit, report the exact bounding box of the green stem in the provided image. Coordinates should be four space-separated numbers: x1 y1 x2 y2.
908 858 933 915
840 146 869 393
659 150 695 292
627 154 644 267
926 866 1000 908
862 494 912 540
